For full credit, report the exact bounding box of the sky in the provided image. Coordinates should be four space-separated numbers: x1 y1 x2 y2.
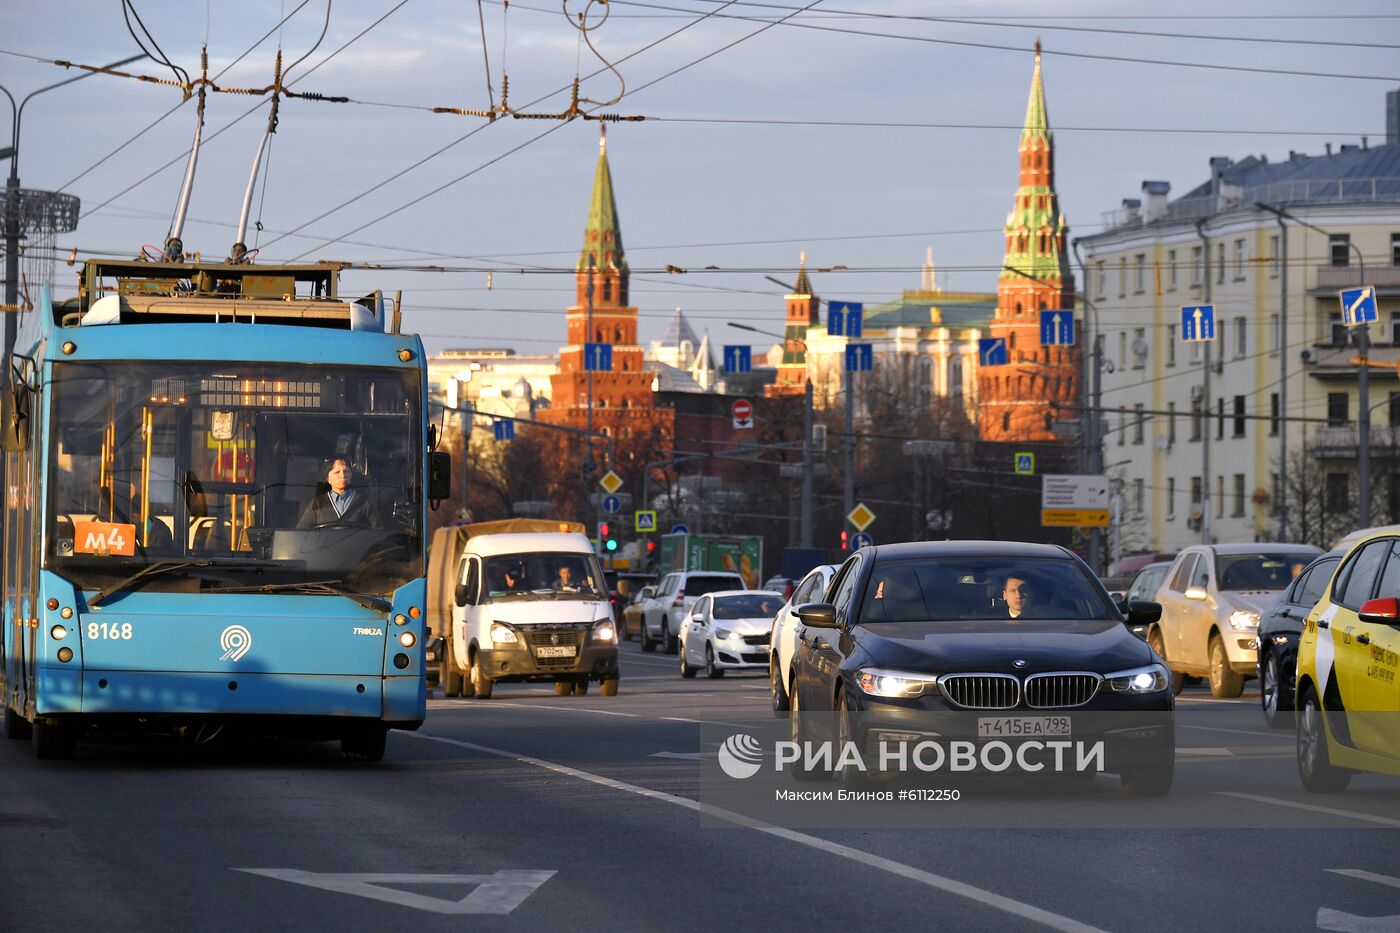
2 0 1398 358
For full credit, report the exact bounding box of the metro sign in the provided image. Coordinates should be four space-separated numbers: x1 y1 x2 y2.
73 521 137 556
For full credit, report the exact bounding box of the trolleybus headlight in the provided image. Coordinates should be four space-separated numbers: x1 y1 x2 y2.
57 647 73 663
60 607 73 619
394 614 408 626
399 631 416 648
50 624 66 640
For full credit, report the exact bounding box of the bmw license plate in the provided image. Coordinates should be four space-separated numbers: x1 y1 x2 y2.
977 716 1071 738
535 645 578 659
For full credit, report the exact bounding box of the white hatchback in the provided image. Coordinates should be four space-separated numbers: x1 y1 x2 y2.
679 590 786 679
769 564 838 712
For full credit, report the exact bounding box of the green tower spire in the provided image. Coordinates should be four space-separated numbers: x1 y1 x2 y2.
579 128 627 273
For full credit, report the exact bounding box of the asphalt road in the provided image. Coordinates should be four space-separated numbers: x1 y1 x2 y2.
3 642 1399 932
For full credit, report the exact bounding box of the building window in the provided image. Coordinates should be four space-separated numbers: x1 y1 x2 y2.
1132 327 1146 369
1190 399 1203 441
1216 475 1225 518
1270 393 1280 436
1095 261 1106 299
1233 473 1246 517
1330 233 1351 267
1191 476 1203 505
1327 392 1349 426
1134 478 1145 517
1118 331 1127 370
1167 477 1176 518
1328 312 1347 345
1167 401 1177 444
1326 472 1349 511
1003 411 1011 431
1118 257 1127 298
1166 324 1177 366
1271 472 1280 517
1216 243 1225 284
1167 249 1178 290
1392 232 1400 267
1133 404 1145 445
1216 398 1225 440
602 280 612 301
1233 239 1246 279
1269 234 1281 278
1233 316 1246 357
1191 246 1204 286
1391 311 1400 345
1134 254 1146 293
1389 391 1400 428
1233 395 1246 437
1117 410 1126 447
1269 313 1280 354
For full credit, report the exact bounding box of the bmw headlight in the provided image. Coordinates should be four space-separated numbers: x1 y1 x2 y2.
490 622 519 644
1228 609 1261 631
1106 664 1170 695
857 668 938 698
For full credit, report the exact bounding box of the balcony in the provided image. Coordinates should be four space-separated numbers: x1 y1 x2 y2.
1313 265 1400 291
1304 344 1400 377
1309 424 1399 457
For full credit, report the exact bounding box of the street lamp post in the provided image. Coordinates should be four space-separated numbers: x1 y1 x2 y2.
1255 203 1372 526
728 322 814 548
2 54 148 351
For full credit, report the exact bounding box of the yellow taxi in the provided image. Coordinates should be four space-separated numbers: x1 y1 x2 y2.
1295 526 1400 791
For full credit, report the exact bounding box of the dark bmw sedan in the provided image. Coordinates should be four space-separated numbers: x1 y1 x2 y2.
791 541 1173 796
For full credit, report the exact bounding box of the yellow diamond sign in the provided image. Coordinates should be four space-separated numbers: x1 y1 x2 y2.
847 502 876 532
599 470 624 495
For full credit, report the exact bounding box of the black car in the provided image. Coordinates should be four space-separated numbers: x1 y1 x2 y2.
1256 550 1342 729
790 541 1173 796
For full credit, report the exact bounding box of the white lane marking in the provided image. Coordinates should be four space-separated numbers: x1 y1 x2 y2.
1174 696 1259 704
1214 793 1400 828
1179 723 1279 738
1327 870 1400 891
234 869 554 915
1176 748 1235 757
404 733 1110 933
451 701 639 718
1315 906 1400 931
649 751 711 760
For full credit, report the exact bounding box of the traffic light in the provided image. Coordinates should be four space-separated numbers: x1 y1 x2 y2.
599 521 619 553
645 539 656 553
840 529 849 551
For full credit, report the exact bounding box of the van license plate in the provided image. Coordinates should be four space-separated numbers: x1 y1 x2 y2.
977 716 1071 737
535 646 578 659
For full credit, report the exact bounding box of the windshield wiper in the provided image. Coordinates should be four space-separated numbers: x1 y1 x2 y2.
204 579 390 612
90 560 211 607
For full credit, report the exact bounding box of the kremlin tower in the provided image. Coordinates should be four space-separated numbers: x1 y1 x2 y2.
977 42 1080 442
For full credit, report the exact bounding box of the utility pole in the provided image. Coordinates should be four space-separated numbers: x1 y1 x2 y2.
1070 242 1104 574
843 361 855 540
585 256 596 538
1195 220 1213 546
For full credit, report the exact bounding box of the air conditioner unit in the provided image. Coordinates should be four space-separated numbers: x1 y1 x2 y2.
1189 385 1204 400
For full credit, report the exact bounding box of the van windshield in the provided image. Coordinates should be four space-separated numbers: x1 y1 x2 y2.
484 552 605 600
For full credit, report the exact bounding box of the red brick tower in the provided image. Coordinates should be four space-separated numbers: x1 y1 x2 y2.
766 254 818 398
977 42 1080 442
542 131 663 426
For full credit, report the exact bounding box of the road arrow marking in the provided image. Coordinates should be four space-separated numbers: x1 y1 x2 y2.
1327 870 1400 891
1214 793 1400 828
1315 907 1400 932
233 869 555 915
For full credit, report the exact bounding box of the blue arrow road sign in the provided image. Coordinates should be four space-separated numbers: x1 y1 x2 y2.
851 532 874 550
602 494 621 514
844 343 874 372
584 342 613 372
828 301 863 337
1339 285 1378 327
1039 310 1075 347
670 523 689 535
492 419 515 441
722 344 752 374
979 337 1008 366
1180 305 1216 342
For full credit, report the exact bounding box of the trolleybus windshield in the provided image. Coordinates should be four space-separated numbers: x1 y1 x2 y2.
47 361 423 597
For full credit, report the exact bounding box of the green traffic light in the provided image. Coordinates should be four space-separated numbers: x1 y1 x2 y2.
606 540 619 551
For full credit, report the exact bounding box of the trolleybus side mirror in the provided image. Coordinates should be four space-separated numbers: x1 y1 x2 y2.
428 451 452 502
1 384 29 453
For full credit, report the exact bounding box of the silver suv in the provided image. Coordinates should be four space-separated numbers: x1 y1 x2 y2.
1150 543 1321 697
639 570 745 654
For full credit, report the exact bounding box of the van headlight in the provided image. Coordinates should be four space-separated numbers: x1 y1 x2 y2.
857 668 938 698
1106 664 1170 694
1229 610 1261 631
592 620 616 643
490 622 518 645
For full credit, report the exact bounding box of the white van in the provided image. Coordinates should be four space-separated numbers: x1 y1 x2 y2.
431 520 619 698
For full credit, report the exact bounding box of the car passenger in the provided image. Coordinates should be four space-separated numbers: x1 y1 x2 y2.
1001 572 1037 619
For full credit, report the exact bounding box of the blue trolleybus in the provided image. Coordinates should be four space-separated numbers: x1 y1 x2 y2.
1 258 448 759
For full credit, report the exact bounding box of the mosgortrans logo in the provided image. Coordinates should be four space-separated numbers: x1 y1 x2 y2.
716 733 1108 778
718 733 765 779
